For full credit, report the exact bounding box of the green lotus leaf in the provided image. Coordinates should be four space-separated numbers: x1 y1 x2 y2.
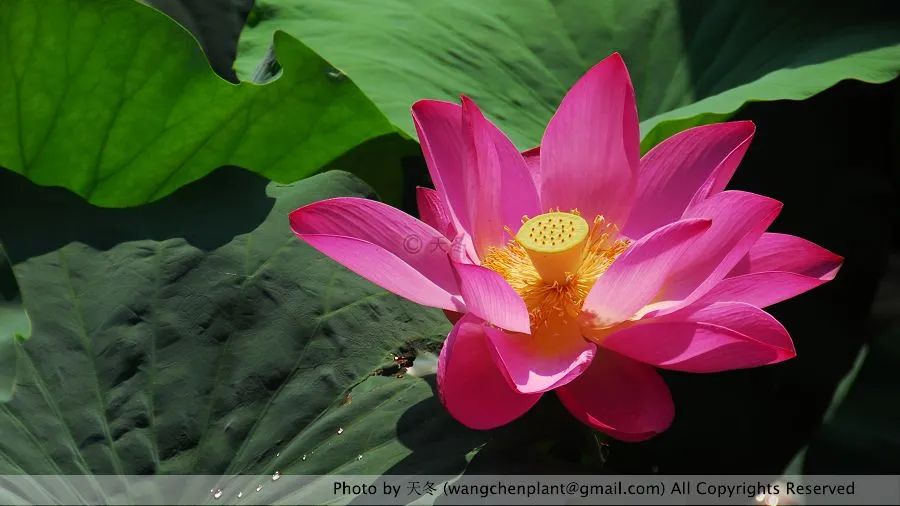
237 0 900 150
0 169 485 478
0 0 395 207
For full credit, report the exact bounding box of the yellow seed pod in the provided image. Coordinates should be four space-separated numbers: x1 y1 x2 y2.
515 211 589 284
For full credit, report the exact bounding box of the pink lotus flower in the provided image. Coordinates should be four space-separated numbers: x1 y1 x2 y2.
289 54 842 441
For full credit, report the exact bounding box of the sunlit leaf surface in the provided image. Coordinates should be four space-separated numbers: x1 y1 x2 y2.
0 0 394 206
237 0 900 150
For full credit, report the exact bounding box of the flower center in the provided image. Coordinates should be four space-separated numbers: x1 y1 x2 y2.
515 211 590 284
482 210 629 332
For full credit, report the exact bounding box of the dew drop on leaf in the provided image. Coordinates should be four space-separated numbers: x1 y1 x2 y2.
325 66 346 81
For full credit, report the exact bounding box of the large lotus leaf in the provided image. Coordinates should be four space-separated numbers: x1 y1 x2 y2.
0 243 29 403
0 0 394 207
143 0 253 81
236 0 900 150
0 168 485 477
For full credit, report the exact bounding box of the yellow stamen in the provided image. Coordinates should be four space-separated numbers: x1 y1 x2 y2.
515 212 589 284
483 211 629 331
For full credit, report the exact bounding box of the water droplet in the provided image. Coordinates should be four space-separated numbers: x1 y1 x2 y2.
357 455 362 460
276 452 280 457
255 485 263 492
337 427 344 435
327 69 346 81
272 471 281 481
302 454 307 461
237 492 244 499
213 489 223 500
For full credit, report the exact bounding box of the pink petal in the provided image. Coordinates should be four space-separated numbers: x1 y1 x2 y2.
601 302 795 372
299 235 462 311
448 233 479 265
696 273 824 310
556 349 673 441
483 320 595 394
411 100 470 236
453 261 531 334
696 233 842 308
581 218 711 330
688 130 758 209
730 232 843 277
625 122 755 238
290 197 462 311
461 96 541 257
416 186 456 239
438 314 541 429
649 191 782 314
540 53 639 226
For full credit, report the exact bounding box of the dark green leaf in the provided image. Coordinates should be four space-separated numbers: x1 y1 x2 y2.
0 168 485 475
0 243 29 403
321 133 423 210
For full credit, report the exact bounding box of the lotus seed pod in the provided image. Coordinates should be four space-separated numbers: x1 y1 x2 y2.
515 211 589 284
